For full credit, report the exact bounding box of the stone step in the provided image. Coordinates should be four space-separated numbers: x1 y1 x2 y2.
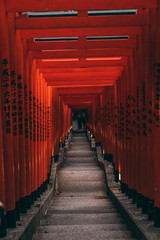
64 157 96 162
33 230 134 240
36 223 129 233
65 151 94 157
70 145 91 150
40 213 125 226
32 132 135 240
58 180 106 193
64 162 98 167
58 170 105 180
70 142 90 146
60 166 103 171
54 191 107 197
46 208 118 214
49 199 115 207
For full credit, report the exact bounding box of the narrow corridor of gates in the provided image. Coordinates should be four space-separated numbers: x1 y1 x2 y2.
33 131 135 240
1 0 160 239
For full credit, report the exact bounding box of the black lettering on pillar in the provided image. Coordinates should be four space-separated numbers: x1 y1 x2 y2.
52 98 54 128
37 99 39 142
103 105 107 128
43 105 45 141
10 71 17 136
45 106 47 141
154 63 160 127
131 96 136 137
148 100 153 134
29 90 32 140
1 59 11 134
33 96 36 142
125 96 131 140
119 103 124 139
114 105 118 137
24 84 29 139
40 102 42 142
141 81 147 136
136 87 141 136
47 107 50 138
17 75 23 135
110 96 114 125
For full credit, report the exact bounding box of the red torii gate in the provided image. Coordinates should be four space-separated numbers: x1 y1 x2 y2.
0 0 160 237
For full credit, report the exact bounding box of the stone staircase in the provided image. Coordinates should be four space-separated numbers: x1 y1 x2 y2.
33 131 136 240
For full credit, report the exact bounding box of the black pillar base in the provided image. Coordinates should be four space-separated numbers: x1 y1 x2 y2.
121 182 126 193
154 206 160 227
0 215 7 238
137 193 142 208
27 195 31 209
96 142 101 146
42 181 47 192
148 200 154 220
128 188 133 199
104 154 108 161
125 185 129 197
45 180 48 190
31 192 34 205
109 154 113 163
132 190 137 204
20 196 27 213
40 184 43 194
6 209 16 228
34 190 38 201
37 187 41 198
54 155 59 162
142 196 149 214
115 170 119 182
15 201 20 221
47 172 50 184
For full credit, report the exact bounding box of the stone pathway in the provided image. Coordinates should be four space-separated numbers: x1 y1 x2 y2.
33 131 136 240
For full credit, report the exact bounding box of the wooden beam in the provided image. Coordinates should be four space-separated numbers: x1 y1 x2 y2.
39 66 123 74
6 0 157 12
48 83 114 87
45 78 118 83
32 49 133 59
36 59 125 68
22 26 142 38
28 39 137 51
43 71 121 79
58 87 104 95
16 15 149 30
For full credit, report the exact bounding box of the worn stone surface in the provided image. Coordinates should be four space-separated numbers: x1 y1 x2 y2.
96 145 160 240
33 131 135 240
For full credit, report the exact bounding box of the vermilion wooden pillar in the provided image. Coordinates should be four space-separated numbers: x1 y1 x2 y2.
0 0 16 228
37 70 41 197
8 12 21 220
28 53 35 203
46 86 52 182
17 31 27 213
23 38 32 209
154 2 160 226
134 34 143 207
43 81 48 190
0 87 7 237
40 75 44 192
140 25 152 214
146 8 156 220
